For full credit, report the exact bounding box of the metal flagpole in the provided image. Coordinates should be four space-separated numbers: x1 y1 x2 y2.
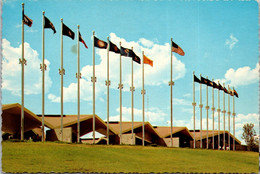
227 85 231 150
199 74 203 148
20 3 26 141
59 18 65 141
106 37 110 145
217 81 221 150
76 25 81 143
142 51 145 146
41 11 46 142
92 31 96 144
131 47 135 145
169 38 174 147
192 71 196 148
222 83 226 150
232 87 236 151
212 79 215 149
119 42 123 145
206 76 209 149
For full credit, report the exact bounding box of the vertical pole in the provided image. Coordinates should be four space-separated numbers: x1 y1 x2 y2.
206 76 209 149
199 74 203 148
60 18 64 141
77 25 80 143
41 11 45 142
142 51 145 146
223 83 226 150
233 87 236 151
21 3 25 141
119 42 122 145
192 72 196 148
217 82 220 150
212 79 215 149
228 85 231 150
106 37 110 145
131 47 134 145
92 31 96 144
170 38 173 147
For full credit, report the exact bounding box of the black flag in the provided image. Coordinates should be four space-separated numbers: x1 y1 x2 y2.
109 41 120 54
23 12 33 27
62 23 75 40
44 16 56 34
194 75 201 83
132 52 141 64
94 36 107 49
120 46 133 57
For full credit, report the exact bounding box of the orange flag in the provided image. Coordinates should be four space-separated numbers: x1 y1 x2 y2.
143 55 153 67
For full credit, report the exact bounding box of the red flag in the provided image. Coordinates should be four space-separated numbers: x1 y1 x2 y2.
79 32 88 48
172 40 184 56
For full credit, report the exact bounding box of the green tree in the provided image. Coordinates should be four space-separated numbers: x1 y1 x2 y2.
241 123 258 151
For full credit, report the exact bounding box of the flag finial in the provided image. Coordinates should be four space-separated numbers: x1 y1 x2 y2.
119 41 121 46
93 31 95 35
107 36 109 41
193 71 195 75
206 76 208 79
200 74 202 77
43 11 45 15
223 83 225 87
61 18 63 22
78 25 79 29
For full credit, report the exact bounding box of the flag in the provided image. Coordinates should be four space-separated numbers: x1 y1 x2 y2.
23 12 33 27
233 89 238 98
218 82 224 91
201 76 210 86
143 55 153 67
109 41 120 54
194 75 201 83
79 32 88 48
44 16 56 33
94 36 107 49
171 40 185 56
223 87 229 94
120 46 133 57
228 86 234 96
62 23 75 40
132 52 141 64
207 79 214 87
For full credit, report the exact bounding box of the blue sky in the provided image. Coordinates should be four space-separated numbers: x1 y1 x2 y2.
2 0 259 144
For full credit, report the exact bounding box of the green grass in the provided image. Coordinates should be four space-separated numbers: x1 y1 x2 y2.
2 141 259 173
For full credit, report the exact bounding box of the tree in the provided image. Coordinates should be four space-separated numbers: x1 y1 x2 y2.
241 123 258 151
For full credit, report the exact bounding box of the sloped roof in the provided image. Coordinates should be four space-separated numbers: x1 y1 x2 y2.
190 130 241 144
2 103 53 134
42 114 117 136
154 126 193 139
108 121 161 138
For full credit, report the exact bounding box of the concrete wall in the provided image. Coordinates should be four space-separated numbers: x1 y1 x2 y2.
121 133 136 145
46 127 72 143
163 138 179 147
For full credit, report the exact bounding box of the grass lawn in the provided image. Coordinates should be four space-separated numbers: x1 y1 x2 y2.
2 141 259 173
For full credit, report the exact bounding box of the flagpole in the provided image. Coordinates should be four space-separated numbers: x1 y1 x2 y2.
222 83 226 150
227 85 231 150
131 47 135 145
212 79 215 149
92 31 96 144
142 51 145 146
119 42 122 145
59 18 64 141
20 3 25 141
169 38 174 147
232 87 236 151
192 71 196 148
217 81 220 150
77 25 80 143
206 76 209 149
41 11 46 142
199 74 203 148
106 37 110 145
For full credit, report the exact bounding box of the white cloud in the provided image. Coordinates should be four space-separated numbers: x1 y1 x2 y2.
47 94 60 103
225 34 238 50
26 29 38 33
2 39 52 96
173 98 190 106
49 33 186 103
108 106 167 125
216 63 259 87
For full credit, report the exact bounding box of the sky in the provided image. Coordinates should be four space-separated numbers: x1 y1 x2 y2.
2 0 259 144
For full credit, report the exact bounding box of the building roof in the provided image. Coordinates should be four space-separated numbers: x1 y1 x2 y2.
154 126 193 139
2 103 53 134
42 114 117 136
190 130 241 144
